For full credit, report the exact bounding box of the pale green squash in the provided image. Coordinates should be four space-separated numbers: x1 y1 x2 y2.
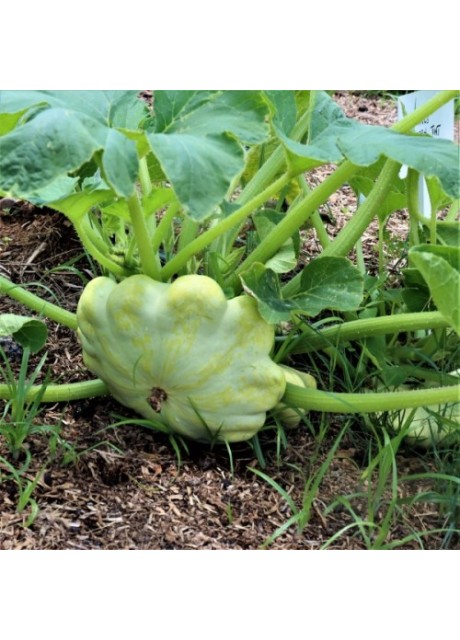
77 274 287 442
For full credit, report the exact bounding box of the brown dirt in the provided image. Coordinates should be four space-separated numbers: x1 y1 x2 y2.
0 92 458 550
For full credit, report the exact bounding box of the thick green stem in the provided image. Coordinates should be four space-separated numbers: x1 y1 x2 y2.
278 159 400 298
355 238 365 274
310 210 331 248
126 192 161 280
428 188 438 246
298 173 330 248
407 168 421 245
177 217 201 254
139 157 153 196
323 159 402 259
0 378 108 402
160 173 291 281
292 311 449 354
237 106 313 205
283 382 460 414
151 201 180 254
237 161 359 295
73 217 132 278
79 215 111 254
176 217 201 275
377 219 385 277
0 274 78 330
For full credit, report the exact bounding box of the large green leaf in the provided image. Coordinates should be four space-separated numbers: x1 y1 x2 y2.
147 91 271 220
279 91 460 198
437 221 460 247
278 91 354 171
49 190 115 221
148 132 245 221
263 91 298 135
0 91 145 201
152 91 210 132
25 175 80 205
411 244 460 272
309 91 351 139
409 247 460 334
0 90 145 128
240 258 364 323
0 108 104 196
153 90 269 144
102 129 139 197
0 314 47 353
40 90 138 125
102 92 147 129
297 256 364 316
338 126 460 198
240 263 296 323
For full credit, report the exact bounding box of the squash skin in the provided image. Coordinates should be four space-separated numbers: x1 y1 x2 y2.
394 403 460 447
77 274 287 442
383 371 459 447
273 364 317 428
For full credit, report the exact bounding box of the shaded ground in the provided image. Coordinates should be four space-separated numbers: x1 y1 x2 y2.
0 92 458 550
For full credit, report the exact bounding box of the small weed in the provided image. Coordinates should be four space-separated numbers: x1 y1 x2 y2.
0 345 58 460
0 454 43 527
250 422 349 548
322 417 460 549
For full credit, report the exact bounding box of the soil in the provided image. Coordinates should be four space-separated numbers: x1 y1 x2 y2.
0 92 458 550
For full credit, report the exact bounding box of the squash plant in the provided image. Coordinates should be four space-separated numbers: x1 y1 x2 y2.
0 89 458 445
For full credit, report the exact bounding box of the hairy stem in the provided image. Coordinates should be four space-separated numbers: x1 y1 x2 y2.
0 378 108 402
127 192 162 280
73 217 132 278
237 103 313 205
151 201 180 254
283 383 460 414
406 168 421 245
298 173 330 247
0 274 78 330
233 161 359 294
139 157 153 196
177 217 201 268
323 160 402 259
292 311 449 354
160 173 291 281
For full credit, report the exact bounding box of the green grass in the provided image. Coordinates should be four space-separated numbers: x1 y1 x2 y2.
0 344 58 525
0 345 57 460
0 454 43 527
249 417 350 548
